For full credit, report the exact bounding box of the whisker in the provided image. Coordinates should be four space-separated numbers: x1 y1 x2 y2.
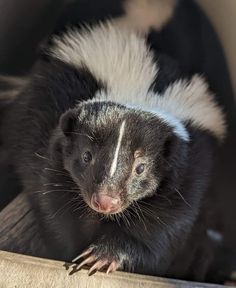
66 180 76 184
114 214 121 226
175 188 192 208
162 157 172 168
34 152 49 161
136 201 168 227
131 202 142 223
138 200 156 208
125 209 136 227
69 131 95 141
43 183 64 187
44 167 69 176
33 189 79 195
157 194 173 205
134 202 148 231
50 198 77 219
121 211 130 228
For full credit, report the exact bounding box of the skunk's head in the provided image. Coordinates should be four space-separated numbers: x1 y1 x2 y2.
57 101 188 215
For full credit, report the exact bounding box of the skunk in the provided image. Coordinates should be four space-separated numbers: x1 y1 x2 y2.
1 0 226 280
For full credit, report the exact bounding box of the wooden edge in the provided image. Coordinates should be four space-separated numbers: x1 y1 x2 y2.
0 250 229 288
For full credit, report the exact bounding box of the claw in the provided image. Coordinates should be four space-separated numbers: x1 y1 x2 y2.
76 255 96 270
106 261 120 274
68 263 82 276
88 259 109 276
70 245 122 276
72 247 94 263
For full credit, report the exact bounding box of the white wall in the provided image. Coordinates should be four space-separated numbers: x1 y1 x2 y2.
198 0 236 98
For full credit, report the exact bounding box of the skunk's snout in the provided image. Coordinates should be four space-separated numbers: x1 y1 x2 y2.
90 193 122 214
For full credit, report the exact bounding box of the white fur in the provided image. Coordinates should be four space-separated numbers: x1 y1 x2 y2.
93 75 226 140
153 76 226 140
126 103 190 141
51 22 158 103
110 120 126 177
52 21 226 140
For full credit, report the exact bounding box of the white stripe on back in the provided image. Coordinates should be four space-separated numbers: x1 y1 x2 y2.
125 103 190 141
110 120 126 177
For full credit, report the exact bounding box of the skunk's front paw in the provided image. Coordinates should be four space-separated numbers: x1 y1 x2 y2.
72 244 128 275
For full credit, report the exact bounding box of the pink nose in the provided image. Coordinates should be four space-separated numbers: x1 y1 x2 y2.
91 193 121 214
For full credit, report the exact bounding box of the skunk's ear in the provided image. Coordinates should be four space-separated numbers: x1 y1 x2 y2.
60 109 78 137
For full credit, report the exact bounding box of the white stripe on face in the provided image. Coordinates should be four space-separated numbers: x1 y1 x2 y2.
109 120 126 177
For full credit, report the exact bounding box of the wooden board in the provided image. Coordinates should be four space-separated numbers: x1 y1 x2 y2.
0 250 230 288
0 193 47 258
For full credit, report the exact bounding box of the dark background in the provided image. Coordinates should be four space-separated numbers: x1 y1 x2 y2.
0 0 235 281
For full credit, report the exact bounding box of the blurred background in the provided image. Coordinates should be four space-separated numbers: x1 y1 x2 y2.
199 0 236 97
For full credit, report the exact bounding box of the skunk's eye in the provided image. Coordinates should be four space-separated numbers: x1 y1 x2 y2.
83 151 92 163
135 163 145 175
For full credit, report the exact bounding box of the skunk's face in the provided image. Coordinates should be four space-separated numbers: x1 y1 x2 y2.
59 101 184 215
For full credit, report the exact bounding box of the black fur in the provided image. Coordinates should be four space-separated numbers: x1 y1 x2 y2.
1 50 218 280
149 53 189 94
